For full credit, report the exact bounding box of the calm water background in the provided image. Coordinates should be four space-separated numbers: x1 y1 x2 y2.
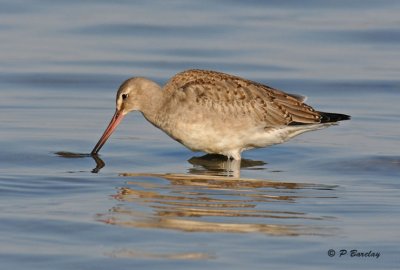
1 1 399 269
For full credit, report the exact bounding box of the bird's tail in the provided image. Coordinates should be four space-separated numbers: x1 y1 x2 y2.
319 111 351 123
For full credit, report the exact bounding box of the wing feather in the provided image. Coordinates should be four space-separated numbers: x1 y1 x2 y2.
164 69 321 126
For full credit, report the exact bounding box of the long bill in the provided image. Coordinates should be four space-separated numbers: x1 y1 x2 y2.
91 110 125 155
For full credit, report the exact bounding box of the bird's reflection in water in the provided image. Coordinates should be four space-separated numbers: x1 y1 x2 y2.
56 152 338 236
91 154 105 173
106 249 216 260
55 151 105 173
97 164 338 237
188 154 266 177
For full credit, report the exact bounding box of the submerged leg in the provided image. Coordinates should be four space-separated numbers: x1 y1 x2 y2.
225 158 241 178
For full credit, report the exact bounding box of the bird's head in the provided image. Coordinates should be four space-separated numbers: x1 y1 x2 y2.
115 77 159 114
91 77 159 155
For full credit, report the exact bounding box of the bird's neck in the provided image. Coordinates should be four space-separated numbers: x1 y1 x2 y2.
138 83 164 125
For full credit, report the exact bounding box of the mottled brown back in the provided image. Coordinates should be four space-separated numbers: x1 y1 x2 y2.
164 69 322 126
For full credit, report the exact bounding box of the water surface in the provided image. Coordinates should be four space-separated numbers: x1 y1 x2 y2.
0 1 399 269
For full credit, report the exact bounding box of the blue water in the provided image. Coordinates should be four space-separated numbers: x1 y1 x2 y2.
1 1 399 269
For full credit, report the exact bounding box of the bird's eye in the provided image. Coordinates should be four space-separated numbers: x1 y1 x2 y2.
122 94 128 100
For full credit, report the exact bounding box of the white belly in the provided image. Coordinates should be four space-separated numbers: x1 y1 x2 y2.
168 120 329 159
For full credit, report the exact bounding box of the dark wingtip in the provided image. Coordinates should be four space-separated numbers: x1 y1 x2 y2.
319 112 351 123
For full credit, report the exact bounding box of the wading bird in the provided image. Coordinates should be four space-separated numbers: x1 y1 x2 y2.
91 69 349 160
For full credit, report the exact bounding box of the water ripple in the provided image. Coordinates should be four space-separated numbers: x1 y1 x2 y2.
73 23 233 37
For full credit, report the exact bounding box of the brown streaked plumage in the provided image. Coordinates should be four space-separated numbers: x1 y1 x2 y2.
91 69 350 160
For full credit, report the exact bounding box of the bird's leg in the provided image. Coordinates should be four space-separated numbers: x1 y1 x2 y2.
226 157 241 178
